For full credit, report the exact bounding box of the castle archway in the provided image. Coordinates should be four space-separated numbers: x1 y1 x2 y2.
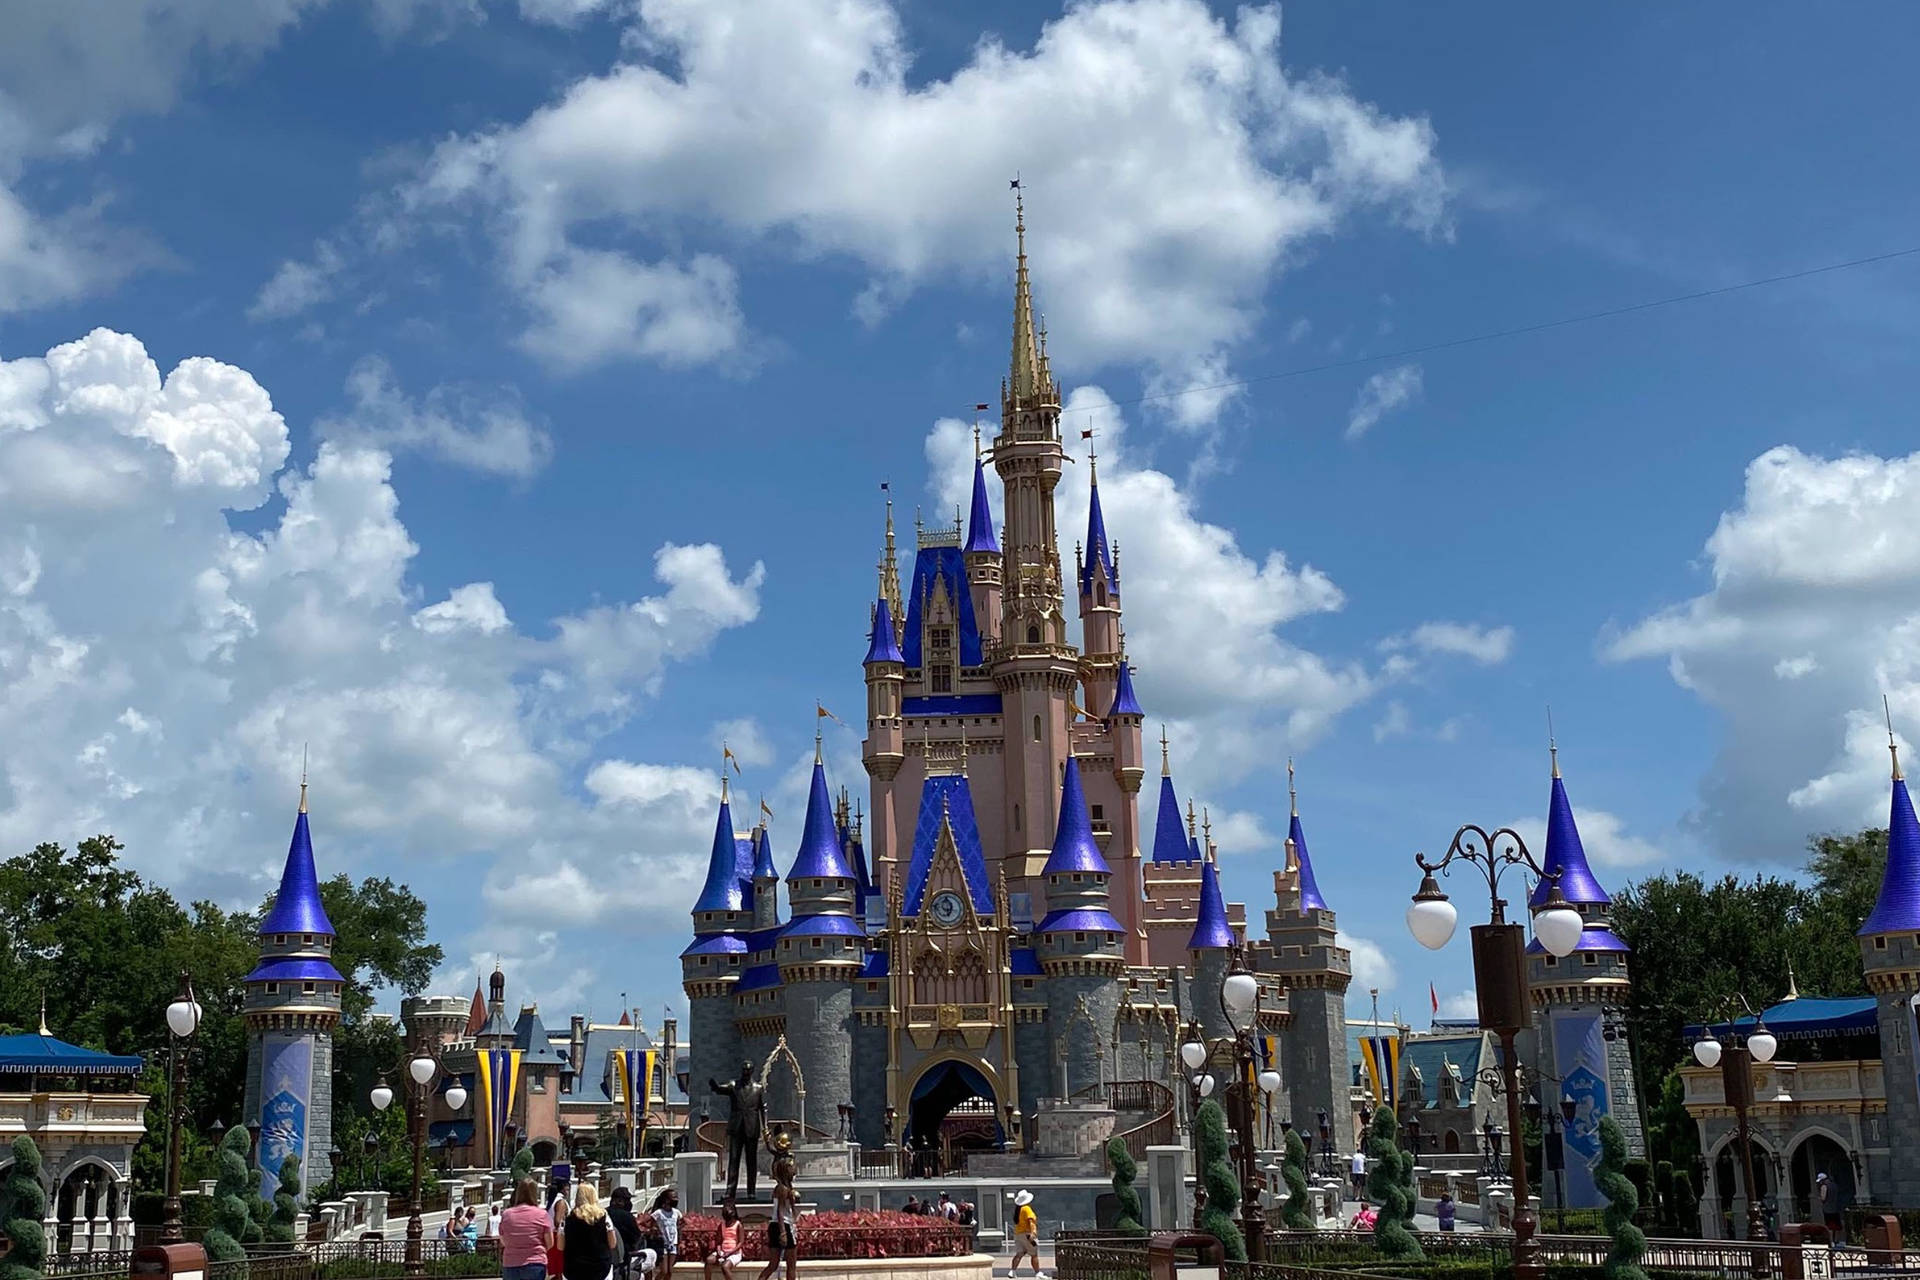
905 1059 1003 1170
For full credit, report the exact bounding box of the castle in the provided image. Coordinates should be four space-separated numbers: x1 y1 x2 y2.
680 199 1353 1156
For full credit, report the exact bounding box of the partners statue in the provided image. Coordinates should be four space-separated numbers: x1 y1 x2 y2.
709 1060 767 1201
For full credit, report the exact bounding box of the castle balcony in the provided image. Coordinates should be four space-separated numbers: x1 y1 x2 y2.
1679 1059 1884 1116
903 1003 999 1051
0 1090 149 1139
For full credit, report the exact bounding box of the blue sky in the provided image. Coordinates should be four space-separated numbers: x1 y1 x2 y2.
2 0 1917 1028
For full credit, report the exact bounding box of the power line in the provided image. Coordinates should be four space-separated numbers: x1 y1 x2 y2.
1104 244 1920 413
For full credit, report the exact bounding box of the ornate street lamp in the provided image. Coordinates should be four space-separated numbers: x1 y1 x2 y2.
1691 995 1777 1253
1407 823 1581 1280
1178 949 1276 1261
372 1035 463 1276
160 972 203 1244
363 1130 382 1191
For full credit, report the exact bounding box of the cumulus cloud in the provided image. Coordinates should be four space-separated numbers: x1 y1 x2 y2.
1345 363 1423 440
319 355 554 478
1607 445 1920 859
1510 805 1665 871
275 0 1444 417
0 327 763 951
1341 933 1395 998
1381 621 1515 665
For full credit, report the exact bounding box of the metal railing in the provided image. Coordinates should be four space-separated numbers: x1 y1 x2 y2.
1261 1228 1920 1278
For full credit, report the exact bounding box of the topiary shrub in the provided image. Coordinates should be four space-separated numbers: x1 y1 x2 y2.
0 1136 48 1280
203 1126 258 1261
1193 1099 1245 1261
1595 1116 1647 1280
1365 1107 1422 1261
267 1156 301 1244
1105 1137 1145 1235
509 1147 534 1182
1671 1168 1699 1238
1281 1127 1314 1229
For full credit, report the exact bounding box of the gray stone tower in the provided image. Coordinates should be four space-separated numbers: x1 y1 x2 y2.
681 778 751 1125
1525 746 1642 1210
1859 734 1920 1205
1253 762 1351 1140
1034 756 1124 1098
243 781 341 1202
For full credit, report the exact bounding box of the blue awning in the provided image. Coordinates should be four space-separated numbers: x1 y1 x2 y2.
0 1034 143 1075
1683 996 1878 1043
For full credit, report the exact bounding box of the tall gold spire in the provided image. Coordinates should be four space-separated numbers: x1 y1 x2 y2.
1548 705 1561 779
299 743 309 814
1887 695 1903 781
880 489 903 639
1159 724 1171 776
1007 184 1049 407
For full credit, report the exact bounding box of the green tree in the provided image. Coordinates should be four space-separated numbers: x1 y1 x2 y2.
1280 1128 1314 1230
267 1156 301 1244
0 1137 48 1280
317 876 443 1023
1365 1106 1421 1261
204 1126 258 1261
1193 1100 1245 1261
1595 1117 1648 1280
1105 1137 1144 1235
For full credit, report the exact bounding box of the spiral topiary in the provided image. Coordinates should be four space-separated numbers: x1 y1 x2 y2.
1281 1128 1314 1229
0 1136 48 1280
1194 1099 1245 1261
1106 1137 1145 1235
1596 1116 1647 1280
510 1146 535 1182
1364 1107 1422 1261
266 1156 301 1244
203 1126 258 1261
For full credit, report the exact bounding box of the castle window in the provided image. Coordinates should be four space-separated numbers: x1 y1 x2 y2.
1075 932 1085 943
932 666 952 693
1583 953 1597 966
303 934 313 945
1545 956 1557 967
1876 937 1888 950
812 938 823 949
302 981 317 995
1032 715 1042 742
930 626 953 653
1096 584 1106 606
1022 979 1034 990
265 982 279 994
1014 804 1021 831
1027 626 1040 645
1091 804 1104 820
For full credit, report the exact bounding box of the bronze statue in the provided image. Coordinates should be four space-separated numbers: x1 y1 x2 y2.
709 1060 766 1200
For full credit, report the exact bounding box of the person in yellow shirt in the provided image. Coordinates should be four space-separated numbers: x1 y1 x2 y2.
1010 1190 1042 1276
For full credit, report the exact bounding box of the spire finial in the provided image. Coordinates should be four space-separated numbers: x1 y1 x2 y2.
1086 421 1098 482
1186 798 1198 840
721 742 732 803
37 993 48 1037
974 422 981 460
1201 806 1213 857
1287 756 1297 818
1786 956 1801 1001
1548 705 1560 779
1887 695 1903 781
299 742 309 814
1159 724 1170 776
959 719 969 768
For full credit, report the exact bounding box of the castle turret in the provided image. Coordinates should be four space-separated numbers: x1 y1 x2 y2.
963 441 1003 647
1525 743 1641 1209
1034 757 1124 1096
776 745 863 1129
1150 731 1192 865
1187 839 1237 1044
862 587 906 896
243 781 342 1202
684 784 749 1104
1861 727 1920 1204
1077 454 1123 715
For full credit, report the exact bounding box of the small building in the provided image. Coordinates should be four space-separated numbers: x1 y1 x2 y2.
0 1023 146 1253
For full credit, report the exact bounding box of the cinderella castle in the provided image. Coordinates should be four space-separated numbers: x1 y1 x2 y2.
680 199 1353 1157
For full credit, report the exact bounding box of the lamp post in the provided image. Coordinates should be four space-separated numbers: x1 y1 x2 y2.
1407 824 1583 1280
1533 1094 1576 1233
1180 952 1282 1261
160 972 203 1244
1690 998 1778 1251
372 1035 466 1276
1317 1111 1337 1180
363 1130 382 1191
1178 1028 1215 1227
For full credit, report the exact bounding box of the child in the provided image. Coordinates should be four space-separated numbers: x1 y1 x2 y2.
704 1199 743 1280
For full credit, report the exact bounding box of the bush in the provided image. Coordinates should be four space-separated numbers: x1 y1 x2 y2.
1365 1107 1421 1261
1282 1128 1314 1230
1193 1099 1244 1262
267 1156 301 1244
509 1149 534 1182
1595 1116 1647 1280
0 1136 48 1280
1669 1169 1699 1239
203 1126 259 1261
1106 1137 1144 1235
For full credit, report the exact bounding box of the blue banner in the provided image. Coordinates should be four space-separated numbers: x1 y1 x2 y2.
258 1034 313 1203
1552 1011 1609 1208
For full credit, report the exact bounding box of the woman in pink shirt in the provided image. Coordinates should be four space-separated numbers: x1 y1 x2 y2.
500 1179 555 1280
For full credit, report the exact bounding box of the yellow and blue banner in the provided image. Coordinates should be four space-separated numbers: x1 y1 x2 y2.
613 1048 657 1149
476 1048 523 1169
1360 1033 1400 1108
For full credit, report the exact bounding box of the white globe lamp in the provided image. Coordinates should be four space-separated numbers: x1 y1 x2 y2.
1692 1033 1721 1069
1407 874 1457 950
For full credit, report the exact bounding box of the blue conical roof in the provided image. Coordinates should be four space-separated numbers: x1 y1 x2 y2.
1108 662 1143 717
1151 775 1190 864
1531 772 1611 908
1288 813 1329 913
1043 756 1110 876
1861 773 1920 935
789 759 855 880
752 823 777 880
864 595 903 665
1079 475 1117 596
964 458 999 554
1188 855 1234 949
692 797 746 914
259 804 335 936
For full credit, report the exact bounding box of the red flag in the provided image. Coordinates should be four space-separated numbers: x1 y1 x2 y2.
1081 428 1094 439
973 403 990 411
1430 983 1439 1015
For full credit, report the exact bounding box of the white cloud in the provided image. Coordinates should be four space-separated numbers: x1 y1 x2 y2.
1510 806 1664 871
1607 446 1920 858
0 328 763 940
1438 989 1478 1019
1341 933 1395 997
319 355 554 478
1345 363 1422 440
284 0 1444 416
1373 701 1412 742
712 717 773 769
1381 620 1514 665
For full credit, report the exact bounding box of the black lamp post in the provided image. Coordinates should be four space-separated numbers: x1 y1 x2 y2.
1407 824 1587 1280
246 1117 263 1169
1317 1110 1337 1180
364 1129 382 1190
1179 950 1282 1261
1690 997 1779 1254
160 972 203 1245
372 1032 464 1276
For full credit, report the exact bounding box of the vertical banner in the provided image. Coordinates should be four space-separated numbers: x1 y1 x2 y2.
1360 1035 1401 1108
476 1049 524 1169
1553 1011 1610 1207
258 1034 312 1202
614 1049 656 1158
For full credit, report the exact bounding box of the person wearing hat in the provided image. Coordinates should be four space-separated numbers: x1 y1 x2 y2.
1816 1172 1841 1238
1010 1191 1042 1277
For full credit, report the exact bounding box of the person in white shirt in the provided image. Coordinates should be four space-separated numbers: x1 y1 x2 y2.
1350 1149 1367 1198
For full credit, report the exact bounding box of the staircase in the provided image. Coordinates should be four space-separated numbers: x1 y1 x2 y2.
1070 1080 1176 1162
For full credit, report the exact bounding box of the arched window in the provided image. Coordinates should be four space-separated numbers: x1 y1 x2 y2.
1026 625 1040 644
1032 715 1042 742
1014 804 1021 831
1096 584 1106 605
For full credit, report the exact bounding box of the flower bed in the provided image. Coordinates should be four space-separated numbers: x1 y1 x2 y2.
679 1211 972 1261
